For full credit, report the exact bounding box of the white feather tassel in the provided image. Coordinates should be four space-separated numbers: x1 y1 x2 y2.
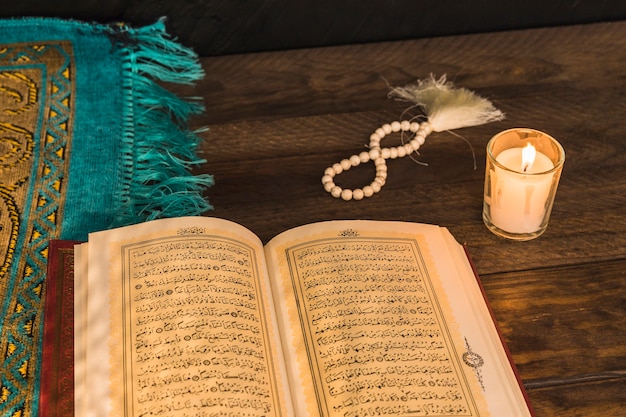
388 74 504 132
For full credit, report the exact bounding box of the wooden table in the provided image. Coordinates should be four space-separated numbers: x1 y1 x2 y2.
178 20 626 416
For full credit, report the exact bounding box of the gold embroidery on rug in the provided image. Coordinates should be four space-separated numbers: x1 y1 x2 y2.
0 40 74 417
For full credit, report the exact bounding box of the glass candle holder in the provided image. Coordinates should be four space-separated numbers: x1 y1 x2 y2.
483 128 565 241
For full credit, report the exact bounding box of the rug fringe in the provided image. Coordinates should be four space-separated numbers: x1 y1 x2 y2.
114 18 213 225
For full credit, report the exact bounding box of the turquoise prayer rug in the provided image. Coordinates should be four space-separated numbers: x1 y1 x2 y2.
0 17 213 417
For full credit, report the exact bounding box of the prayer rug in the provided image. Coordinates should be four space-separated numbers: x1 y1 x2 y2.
0 17 213 417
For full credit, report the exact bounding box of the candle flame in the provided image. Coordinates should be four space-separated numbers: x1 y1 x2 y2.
522 143 536 172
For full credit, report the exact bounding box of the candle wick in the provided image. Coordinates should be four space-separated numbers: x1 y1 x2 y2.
523 160 533 173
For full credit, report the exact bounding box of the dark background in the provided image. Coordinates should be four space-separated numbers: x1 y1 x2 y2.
2 0 626 56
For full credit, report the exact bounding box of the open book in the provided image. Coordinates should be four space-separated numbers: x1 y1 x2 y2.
65 217 534 417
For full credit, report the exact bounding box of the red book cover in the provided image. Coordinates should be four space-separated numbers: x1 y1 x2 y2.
39 240 78 417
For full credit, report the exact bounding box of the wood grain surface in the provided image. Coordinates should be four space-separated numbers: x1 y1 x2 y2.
174 20 626 416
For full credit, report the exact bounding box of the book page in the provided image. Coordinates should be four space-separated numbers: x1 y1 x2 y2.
77 217 293 417
264 220 532 417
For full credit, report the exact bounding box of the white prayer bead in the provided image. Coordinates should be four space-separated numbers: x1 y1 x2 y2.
352 188 364 200
322 119 434 200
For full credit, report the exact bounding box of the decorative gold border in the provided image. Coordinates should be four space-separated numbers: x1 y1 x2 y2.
0 40 74 416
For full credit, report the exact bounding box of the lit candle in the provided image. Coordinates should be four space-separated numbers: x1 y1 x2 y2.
489 144 555 234
483 128 565 240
